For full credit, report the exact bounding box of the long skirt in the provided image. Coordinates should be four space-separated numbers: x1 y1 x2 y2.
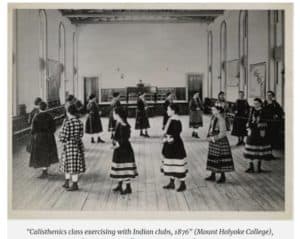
135 111 150 129
161 158 188 179
85 114 103 134
60 141 86 174
108 111 116 132
29 133 59 168
189 110 203 128
231 115 248 136
244 129 273 161
110 142 138 179
206 137 234 173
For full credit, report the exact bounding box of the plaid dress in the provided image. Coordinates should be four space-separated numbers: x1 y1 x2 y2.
59 117 86 174
206 115 234 173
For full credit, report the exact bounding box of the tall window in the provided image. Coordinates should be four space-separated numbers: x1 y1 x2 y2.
239 10 248 96
220 21 227 93
59 22 66 103
207 31 213 98
39 10 47 99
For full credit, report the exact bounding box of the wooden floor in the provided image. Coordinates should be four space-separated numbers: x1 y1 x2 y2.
12 115 285 211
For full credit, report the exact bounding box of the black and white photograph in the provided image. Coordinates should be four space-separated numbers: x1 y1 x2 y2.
8 3 293 219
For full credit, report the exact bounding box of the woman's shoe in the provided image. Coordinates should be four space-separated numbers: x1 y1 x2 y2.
163 178 175 189
245 162 255 173
176 181 186 192
112 181 122 192
62 179 70 189
97 137 105 143
121 184 132 195
67 182 79 191
91 137 95 143
205 173 216 181
216 173 226 184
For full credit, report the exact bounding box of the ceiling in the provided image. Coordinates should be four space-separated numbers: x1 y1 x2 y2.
59 9 224 24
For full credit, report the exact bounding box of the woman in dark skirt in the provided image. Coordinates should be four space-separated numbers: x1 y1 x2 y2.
108 92 121 134
231 91 250 145
162 92 173 130
85 94 105 143
28 97 42 125
29 101 58 178
215 91 231 131
205 105 234 183
26 97 42 153
263 91 284 149
161 104 187 192
59 104 85 191
110 107 138 195
189 91 204 138
135 92 150 137
244 98 273 173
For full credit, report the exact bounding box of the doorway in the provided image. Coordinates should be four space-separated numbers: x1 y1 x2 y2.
84 77 99 106
187 73 203 101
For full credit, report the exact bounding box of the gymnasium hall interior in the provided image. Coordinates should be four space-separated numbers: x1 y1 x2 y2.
11 8 286 212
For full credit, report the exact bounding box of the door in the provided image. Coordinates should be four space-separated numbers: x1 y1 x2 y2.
187 73 203 101
84 77 99 106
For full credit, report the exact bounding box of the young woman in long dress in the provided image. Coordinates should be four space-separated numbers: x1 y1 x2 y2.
135 92 150 137
205 105 234 183
244 98 273 173
189 91 204 138
231 91 250 145
59 104 86 191
29 101 58 178
161 104 187 192
85 94 105 143
110 107 138 195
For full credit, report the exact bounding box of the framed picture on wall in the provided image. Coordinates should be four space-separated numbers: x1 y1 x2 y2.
249 62 267 99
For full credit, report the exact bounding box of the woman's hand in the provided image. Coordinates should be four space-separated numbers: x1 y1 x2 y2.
247 128 251 136
111 141 120 149
260 130 266 138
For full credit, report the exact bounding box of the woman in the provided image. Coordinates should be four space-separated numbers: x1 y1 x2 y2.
189 91 204 138
263 91 284 149
108 92 121 133
26 97 42 153
28 97 42 125
205 105 234 183
215 91 231 131
231 91 250 145
110 107 138 195
85 94 105 143
162 92 173 130
29 101 58 178
135 92 150 137
161 104 187 192
244 98 273 173
59 104 85 191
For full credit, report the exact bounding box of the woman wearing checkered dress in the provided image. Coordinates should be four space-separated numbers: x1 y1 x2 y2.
244 98 273 173
161 104 187 192
110 107 138 195
205 105 234 183
59 104 86 191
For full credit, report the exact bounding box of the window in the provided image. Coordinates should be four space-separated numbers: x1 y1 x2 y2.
207 31 213 97
58 22 66 103
239 10 248 96
220 21 227 92
39 10 47 99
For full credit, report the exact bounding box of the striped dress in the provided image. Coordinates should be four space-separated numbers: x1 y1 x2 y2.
110 122 138 179
243 108 273 161
161 116 188 179
206 115 234 173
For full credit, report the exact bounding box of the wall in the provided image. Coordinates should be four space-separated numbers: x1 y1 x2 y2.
14 9 76 115
77 23 208 101
207 10 284 106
